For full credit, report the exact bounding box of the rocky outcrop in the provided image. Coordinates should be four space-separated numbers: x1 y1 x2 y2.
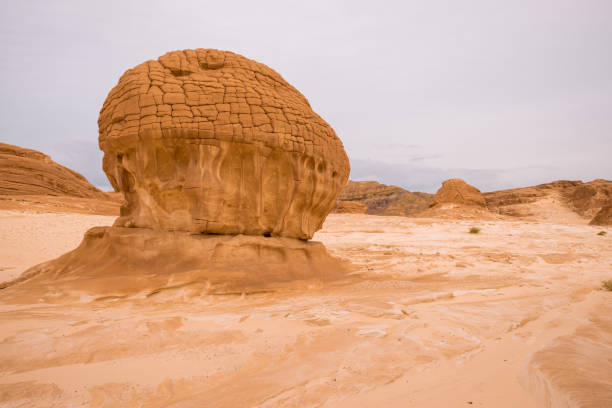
565 179 612 218
334 201 368 214
336 178 612 223
430 179 485 208
340 181 407 202
337 180 432 216
589 204 612 226
485 179 612 220
98 49 349 240
0 142 106 199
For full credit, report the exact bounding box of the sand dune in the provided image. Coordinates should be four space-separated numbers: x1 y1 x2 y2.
1 211 610 407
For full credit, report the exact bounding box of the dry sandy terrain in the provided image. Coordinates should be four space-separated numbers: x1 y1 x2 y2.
0 211 116 282
0 211 611 407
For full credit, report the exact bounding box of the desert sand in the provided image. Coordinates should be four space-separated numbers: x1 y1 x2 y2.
1 48 610 407
1 209 610 407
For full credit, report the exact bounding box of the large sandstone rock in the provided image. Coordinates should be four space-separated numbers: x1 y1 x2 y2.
337 180 432 216
430 179 486 208
98 49 350 239
0 142 106 199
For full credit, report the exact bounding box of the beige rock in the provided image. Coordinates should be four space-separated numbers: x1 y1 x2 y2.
98 49 350 239
430 178 486 208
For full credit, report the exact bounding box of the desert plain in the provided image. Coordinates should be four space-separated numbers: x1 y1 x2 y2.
0 46 611 408
1 205 610 407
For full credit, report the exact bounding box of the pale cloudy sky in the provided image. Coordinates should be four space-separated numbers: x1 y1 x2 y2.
1 0 610 193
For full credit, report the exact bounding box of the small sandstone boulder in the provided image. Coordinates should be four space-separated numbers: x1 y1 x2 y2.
430 179 486 208
98 49 350 239
589 204 612 226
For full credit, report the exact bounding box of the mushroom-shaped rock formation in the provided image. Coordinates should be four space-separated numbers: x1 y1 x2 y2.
0 50 351 301
99 49 350 240
430 179 486 208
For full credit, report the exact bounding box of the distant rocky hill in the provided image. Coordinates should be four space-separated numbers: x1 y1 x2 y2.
0 142 107 198
484 179 612 223
334 201 368 214
336 178 611 224
563 179 612 218
336 180 432 216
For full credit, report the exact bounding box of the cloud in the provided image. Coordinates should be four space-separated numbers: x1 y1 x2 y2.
374 143 422 151
409 154 443 163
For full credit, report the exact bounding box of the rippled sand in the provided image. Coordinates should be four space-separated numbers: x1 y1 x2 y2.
1 212 610 407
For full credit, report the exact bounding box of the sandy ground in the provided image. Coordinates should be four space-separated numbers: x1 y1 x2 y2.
0 211 116 282
0 211 611 407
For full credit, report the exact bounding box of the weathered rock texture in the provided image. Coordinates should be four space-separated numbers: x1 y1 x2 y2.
589 204 612 226
1 227 349 301
334 201 368 214
430 179 486 208
0 142 106 199
337 180 432 216
564 179 612 218
98 49 349 239
484 179 612 220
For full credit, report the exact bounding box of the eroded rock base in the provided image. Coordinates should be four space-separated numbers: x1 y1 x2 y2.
1 227 349 302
